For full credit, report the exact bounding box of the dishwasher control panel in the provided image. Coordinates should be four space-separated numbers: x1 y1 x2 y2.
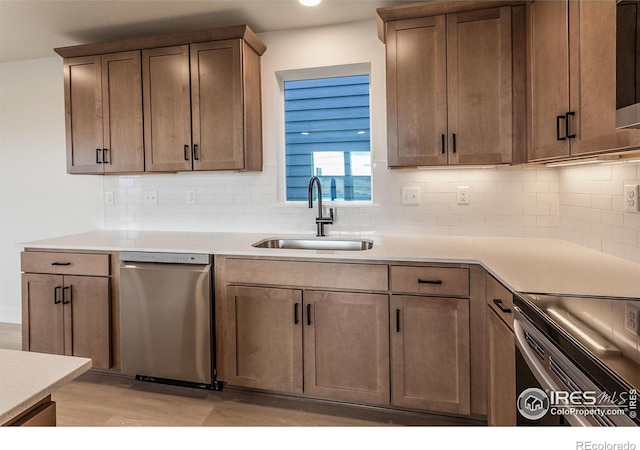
119 251 211 265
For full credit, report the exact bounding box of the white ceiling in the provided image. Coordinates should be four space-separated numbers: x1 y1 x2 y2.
0 0 416 63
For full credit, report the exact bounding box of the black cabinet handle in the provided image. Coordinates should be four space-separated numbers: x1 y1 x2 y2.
96 148 102 164
556 115 567 141
193 144 199 161
493 298 512 314
418 279 443 285
441 134 445 154
294 303 299 325
396 309 401 333
452 133 457 154
54 286 62 304
51 262 71 266
566 111 576 139
103 148 109 164
63 286 71 305
307 304 311 326
184 145 190 161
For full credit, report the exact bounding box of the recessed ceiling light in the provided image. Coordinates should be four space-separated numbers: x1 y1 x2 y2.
300 0 321 6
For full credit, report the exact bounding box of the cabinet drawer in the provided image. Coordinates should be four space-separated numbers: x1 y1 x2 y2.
21 252 110 277
486 274 514 330
390 266 469 296
225 258 388 292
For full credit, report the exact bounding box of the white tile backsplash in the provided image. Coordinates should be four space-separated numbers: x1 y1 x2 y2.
104 164 560 239
103 162 640 263
558 162 640 264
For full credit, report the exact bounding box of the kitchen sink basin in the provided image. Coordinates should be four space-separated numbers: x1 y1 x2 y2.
252 238 374 251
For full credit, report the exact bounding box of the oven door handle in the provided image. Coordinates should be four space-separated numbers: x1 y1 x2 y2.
513 319 593 427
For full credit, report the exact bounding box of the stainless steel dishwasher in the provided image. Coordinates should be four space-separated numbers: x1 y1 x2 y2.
119 251 218 389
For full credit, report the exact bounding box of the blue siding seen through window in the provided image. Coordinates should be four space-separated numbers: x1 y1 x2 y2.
284 75 371 201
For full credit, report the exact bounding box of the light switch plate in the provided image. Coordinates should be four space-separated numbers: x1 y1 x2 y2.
401 187 420 205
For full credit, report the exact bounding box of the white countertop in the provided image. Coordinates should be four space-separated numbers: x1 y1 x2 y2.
0 349 91 425
20 229 640 299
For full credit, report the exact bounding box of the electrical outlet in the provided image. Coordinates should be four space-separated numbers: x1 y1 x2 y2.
105 191 114 205
457 186 470 205
143 190 157 205
626 303 640 337
401 187 420 205
187 190 196 204
624 185 639 213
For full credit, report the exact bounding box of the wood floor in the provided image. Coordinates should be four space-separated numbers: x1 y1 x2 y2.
0 323 481 427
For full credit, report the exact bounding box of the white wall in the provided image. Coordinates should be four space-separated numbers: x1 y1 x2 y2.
0 57 103 323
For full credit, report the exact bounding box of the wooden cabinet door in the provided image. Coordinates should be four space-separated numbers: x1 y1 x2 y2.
64 56 104 174
527 0 571 161
63 276 110 370
568 0 621 156
487 308 516 426
191 40 245 171
386 16 447 167
447 7 513 165
303 291 390 406
101 51 144 173
143 45 193 172
21 274 65 355
226 286 303 394
390 295 470 415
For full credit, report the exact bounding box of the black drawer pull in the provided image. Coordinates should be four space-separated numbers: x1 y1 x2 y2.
96 148 102 164
53 286 62 305
294 303 299 325
418 279 443 285
193 144 199 161
441 134 445 154
566 111 576 139
307 304 311 326
493 298 512 314
452 133 457 154
63 286 71 305
556 115 567 141
103 148 109 164
184 145 190 161
396 309 401 333
51 262 71 266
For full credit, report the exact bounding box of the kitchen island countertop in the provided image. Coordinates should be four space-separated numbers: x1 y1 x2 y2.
0 349 91 425
19 229 640 299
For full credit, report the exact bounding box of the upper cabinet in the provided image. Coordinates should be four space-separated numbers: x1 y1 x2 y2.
56 25 266 174
64 51 144 174
527 0 640 162
378 2 526 167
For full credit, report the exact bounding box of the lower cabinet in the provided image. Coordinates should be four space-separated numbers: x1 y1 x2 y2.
303 291 389 405
219 257 480 417
21 251 111 370
227 286 303 394
486 274 516 426
390 295 470 415
226 285 390 405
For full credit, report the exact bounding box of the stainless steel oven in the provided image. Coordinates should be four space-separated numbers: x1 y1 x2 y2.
513 293 638 427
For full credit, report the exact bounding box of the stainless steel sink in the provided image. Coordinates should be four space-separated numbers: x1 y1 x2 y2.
252 238 374 251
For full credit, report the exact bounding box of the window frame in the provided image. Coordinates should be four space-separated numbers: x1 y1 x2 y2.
276 63 374 206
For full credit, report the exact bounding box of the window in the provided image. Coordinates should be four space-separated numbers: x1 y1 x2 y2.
284 74 372 202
